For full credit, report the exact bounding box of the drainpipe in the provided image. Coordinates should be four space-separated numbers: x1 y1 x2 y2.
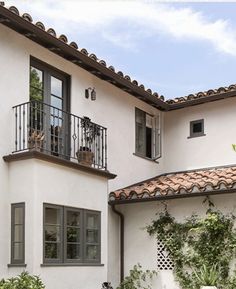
111 204 124 283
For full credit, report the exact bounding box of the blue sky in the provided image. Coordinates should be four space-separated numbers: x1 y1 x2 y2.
5 0 236 100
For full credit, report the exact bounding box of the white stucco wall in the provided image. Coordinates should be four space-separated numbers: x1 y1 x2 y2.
163 97 236 172
0 23 163 287
118 193 236 289
6 159 108 289
1 16 236 289
0 24 163 191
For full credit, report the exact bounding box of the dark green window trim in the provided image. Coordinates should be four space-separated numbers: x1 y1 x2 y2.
135 107 161 160
188 119 206 138
43 204 101 265
11 203 25 265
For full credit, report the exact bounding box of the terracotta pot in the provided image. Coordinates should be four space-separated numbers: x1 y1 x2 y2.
28 140 43 151
76 150 94 166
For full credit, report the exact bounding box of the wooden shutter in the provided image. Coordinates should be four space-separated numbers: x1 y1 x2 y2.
153 113 161 159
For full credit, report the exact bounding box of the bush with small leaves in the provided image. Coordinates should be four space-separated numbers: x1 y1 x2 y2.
0 271 45 289
116 263 157 289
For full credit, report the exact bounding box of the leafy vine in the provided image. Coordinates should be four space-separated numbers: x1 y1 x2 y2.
146 199 236 289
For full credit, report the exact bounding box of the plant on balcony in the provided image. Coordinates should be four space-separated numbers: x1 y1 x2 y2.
146 198 236 289
28 130 45 151
76 117 100 166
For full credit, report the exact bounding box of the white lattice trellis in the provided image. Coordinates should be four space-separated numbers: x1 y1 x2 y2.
157 234 174 270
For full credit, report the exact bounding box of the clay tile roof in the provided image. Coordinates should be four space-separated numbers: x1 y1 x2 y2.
1 3 236 110
109 165 236 204
166 84 236 108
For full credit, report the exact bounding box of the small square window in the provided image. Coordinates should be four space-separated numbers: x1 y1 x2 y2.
189 119 205 138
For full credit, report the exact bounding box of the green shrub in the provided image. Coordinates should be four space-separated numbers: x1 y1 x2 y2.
116 263 157 289
0 271 45 289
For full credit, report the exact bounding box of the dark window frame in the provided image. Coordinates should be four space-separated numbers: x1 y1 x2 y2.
11 203 25 265
135 107 161 160
43 204 101 265
30 57 71 157
189 119 205 138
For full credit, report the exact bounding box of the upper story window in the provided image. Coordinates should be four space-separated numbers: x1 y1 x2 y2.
29 58 70 156
43 204 101 265
189 119 205 138
135 108 161 160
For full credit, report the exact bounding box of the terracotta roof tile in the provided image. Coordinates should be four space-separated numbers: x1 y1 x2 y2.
109 165 236 203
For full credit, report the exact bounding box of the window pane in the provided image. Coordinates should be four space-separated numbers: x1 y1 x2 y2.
193 122 202 133
50 107 63 120
67 244 80 260
87 214 99 229
86 229 98 243
11 204 25 264
14 225 23 242
13 243 23 260
146 114 153 128
51 76 62 98
51 95 62 110
67 227 80 242
67 211 80 226
45 208 61 225
30 67 43 101
146 126 152 159
45 225 61 242
45 243 60 259
30 87 43 102
135 108 146 156
86 245 99 260
14 207 23 224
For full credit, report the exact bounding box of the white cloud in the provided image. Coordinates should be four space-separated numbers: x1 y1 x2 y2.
5 0 236 56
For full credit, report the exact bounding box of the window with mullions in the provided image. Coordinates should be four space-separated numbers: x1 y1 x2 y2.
11 203 25 265
43 204 101 264
135 108 161 159
29 58 70 157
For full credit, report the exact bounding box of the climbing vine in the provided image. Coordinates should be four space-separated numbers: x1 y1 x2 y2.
146 199 236 289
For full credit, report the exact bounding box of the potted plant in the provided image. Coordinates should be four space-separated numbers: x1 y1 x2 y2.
76 117 100 166
193 264 218 289
28 130 45 151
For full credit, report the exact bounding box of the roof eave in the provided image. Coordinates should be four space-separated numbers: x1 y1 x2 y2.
168 90 236 110
0 5 169 111
108 188 236 205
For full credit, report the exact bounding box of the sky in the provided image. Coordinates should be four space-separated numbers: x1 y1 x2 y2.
4 0 236 99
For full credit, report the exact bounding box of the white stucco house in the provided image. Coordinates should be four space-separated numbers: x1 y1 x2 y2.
1 2 236 289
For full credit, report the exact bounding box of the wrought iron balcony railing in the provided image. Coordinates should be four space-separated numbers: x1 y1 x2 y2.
13 101 107 170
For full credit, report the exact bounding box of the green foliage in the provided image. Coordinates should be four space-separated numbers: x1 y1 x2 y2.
232 144 236 152
193 264 219 286
146 203 236 289
116 264 157 289
30 68 43 102
0 271 45 289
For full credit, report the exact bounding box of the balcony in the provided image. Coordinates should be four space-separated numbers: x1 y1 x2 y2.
12 101 108 171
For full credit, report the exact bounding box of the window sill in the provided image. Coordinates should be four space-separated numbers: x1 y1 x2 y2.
8 264 27 268
133 153 159 163
41 263 104 267
187 133 206 139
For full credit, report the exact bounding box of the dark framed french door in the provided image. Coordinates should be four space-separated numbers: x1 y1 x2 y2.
30 57 70 157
